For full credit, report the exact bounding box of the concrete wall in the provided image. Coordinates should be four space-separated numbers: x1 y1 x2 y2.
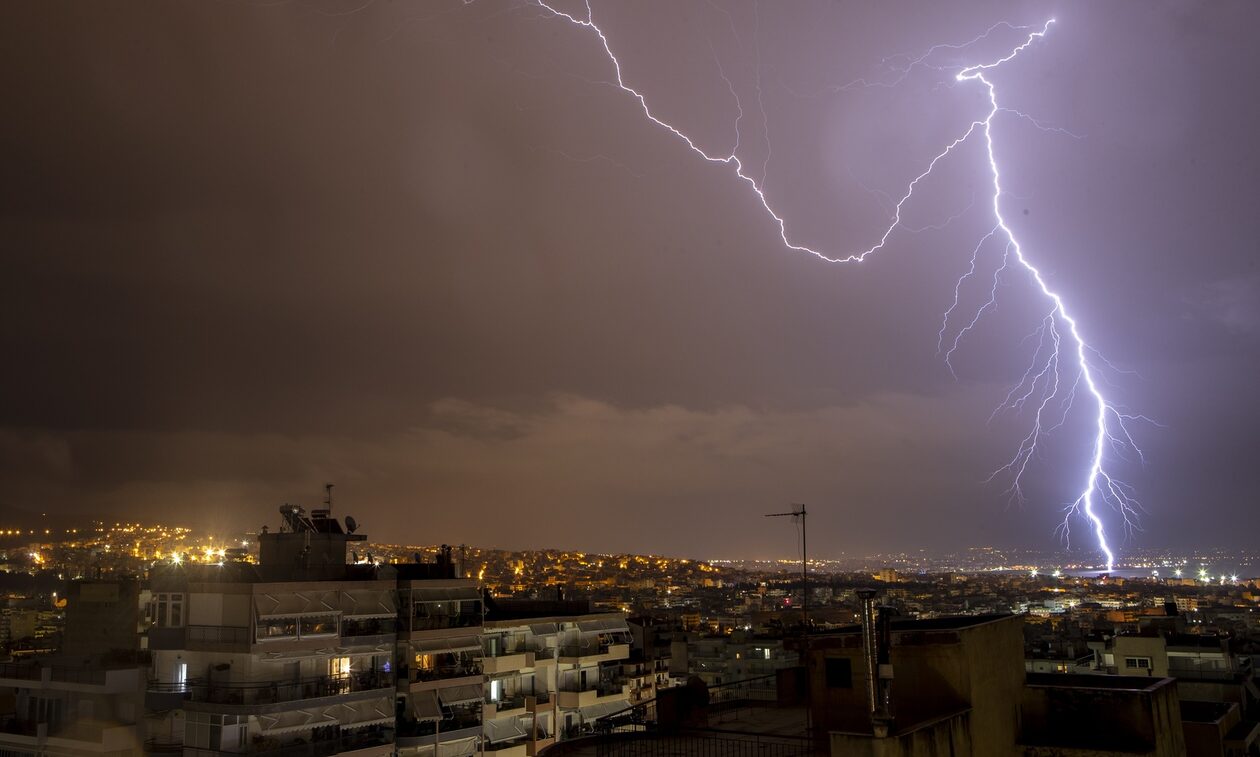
1020 677 1185 757
806 615 1023 755
1113 636 1169 677
831 712 972 757
958 615 1024 756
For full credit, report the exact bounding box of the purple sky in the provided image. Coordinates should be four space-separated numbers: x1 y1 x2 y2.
2 1 1257 560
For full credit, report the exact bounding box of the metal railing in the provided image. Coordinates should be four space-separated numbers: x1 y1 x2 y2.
183 727 392 757
0 663 109 685
341 618 398 638
187 625 251 644
410 613 482 631
484 642 530 658
409 661 483 683
558 678 628 696
182 670 392 705
592 731 816 757
398 714 481 738
490 693 528 711
559 642 618 658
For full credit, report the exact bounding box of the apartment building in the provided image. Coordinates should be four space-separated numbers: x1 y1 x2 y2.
394 568 484 757
0 580 148 756
146 507 398 757
479 599 632 754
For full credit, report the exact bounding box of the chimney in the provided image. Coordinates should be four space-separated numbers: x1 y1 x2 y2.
856 588 896 737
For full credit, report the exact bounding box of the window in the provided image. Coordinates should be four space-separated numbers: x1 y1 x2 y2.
330 657 351 678
152 593 186 628
1124 657 1152 670
300 615 338 637
29 697 64 730
257 617 298 640
185 713 247 750
176 662 188 691
825 657 853 689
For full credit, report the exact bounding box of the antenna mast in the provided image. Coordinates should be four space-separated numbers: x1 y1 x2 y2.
766 504 809 734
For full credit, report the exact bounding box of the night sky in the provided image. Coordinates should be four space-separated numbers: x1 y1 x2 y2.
2 1 1257 561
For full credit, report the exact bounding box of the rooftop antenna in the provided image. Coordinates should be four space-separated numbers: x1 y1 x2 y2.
766 504 809 734
324 483 334 513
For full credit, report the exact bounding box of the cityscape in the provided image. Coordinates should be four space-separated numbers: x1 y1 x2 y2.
1 507 1260 755
4 1 1259 757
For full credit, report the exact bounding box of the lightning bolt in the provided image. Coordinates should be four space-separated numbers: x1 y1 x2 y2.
507 2 1143 571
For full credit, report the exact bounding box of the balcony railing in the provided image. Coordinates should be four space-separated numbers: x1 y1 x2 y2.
408 661 483 683
484 642 529 658
341 618 398 638
0 663 109 685
489 693 528 711
557 678 627 696
187 625 251 645
181 670 392 706
410 614 482 631
1167 665 1247 681
184 726 392 757
397 714 481 738
558 642 614 658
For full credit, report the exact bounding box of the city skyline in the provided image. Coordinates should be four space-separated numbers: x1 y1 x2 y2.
3 1 1258 560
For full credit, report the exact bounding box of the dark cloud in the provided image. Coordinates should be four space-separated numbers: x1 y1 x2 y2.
1 0 1257 558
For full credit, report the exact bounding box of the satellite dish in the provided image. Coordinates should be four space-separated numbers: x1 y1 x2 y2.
345 516 358 534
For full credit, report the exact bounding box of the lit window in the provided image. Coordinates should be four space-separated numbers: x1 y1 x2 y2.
330 657 351 678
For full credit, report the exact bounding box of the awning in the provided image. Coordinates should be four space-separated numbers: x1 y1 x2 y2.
256 707 337 735
412 587 481 603
529 623 558 636
255 590 340 618
342 589 398 618
484 717 528 744
438 684 484 706
580 701 630 721
412 691 442 722
413 635 481 655
577 618 629 633
338 697 394 728
437 737 479 757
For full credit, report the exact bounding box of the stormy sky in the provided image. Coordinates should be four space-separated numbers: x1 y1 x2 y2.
2 1 1257 561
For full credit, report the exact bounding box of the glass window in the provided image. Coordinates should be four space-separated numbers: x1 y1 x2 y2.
152 593 186 628
257 617 298 640
330 656 351 678
825 658 852 689
300 615 338 637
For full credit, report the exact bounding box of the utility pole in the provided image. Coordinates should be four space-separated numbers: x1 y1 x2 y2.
766 504 809 735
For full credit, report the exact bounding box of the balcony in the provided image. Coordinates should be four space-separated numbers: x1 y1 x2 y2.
483 651 535 675
557 643 629 664
340 618 397 648
182 726 392 757
555 679 628 709
0 717 136 750
395 715 482 749
526 693 553 713
485 741 529 757
408 613 483 633
406 661 483 686
483 693 530 720
179 670 392 708
0 663 142 695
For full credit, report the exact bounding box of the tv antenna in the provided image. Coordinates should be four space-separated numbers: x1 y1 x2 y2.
766 504 810 733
